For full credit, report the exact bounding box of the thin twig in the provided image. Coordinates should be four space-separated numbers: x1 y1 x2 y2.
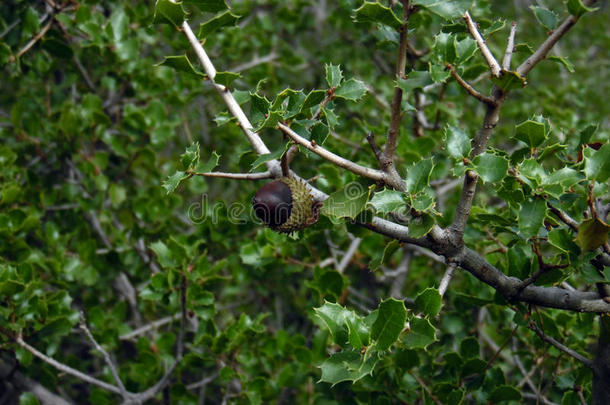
11 19 54 62
502 22 517 70
73 53 96 92
278 123 386 182
15 332 125 395
528 321 593 368
438 263 457 297
280 145 298 177
366 133 383 163
229 52 277 73
446 64 496 105
408 371 443 405
547 203 579 231
382 0 410 166
337 237 361 273
516 0 598 76
79 315 128 399
191 171 272 180
181 22 274 161
463 11 502 77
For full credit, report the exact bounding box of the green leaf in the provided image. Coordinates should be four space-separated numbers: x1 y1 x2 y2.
530 6 558 30
473 153 508 183
153 0 186 28
368 189 406 214
409 188 436 212
301 89 326 111
488 385 522 403
314 301 351 346
409 213 436 238
566 0 598 17
325 64 343 88
214 71 241 87
415 288 442 317
181 142 200 170
162 171 188 194
515 119 547 148
250 144 287 171
335 78 368 101
249 92 270 124
322 180 374 220
197 151 221 173
319 350 378 385
397 71 433 93
370 240 400 271
444 125 471 159
310 122 330 146
547 55 575 73
575 217 610 253
403 317 436 349
406 158 434 193
155 54 204 77
583 143 610 182
518 198 547 239
198 11 239 38
150 241 177 268
432 32 457 63
353 2 403 30
19 392 40 405
412 0 472 20
491 70 527 91
0 43 12 66
184 0 227 12
456 37 477 63
548 228 580 255
371 298 407 351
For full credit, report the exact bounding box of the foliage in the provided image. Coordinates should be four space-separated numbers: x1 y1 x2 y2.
0 0 609 404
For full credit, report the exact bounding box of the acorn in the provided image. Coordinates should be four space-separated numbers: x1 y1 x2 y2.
252 177 317 233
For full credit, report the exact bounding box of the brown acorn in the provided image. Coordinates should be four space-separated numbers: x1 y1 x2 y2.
252 177 317 233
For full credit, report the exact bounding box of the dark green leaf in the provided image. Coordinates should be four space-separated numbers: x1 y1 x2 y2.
445 125 471 159
153 0 186 27
403 317 436 349
325 64 343 88
371 298 407 351
473 153 508 183
575 218 610 252
412 0 472 20
354 2 403 30
415 288 442 317
583 143 610 182
518 198 547 238
335 78 368 101
530 6 558 30
566 0 598 17
406 158 434 193
198 11 239 38
155 55 205 77
514 119 547 148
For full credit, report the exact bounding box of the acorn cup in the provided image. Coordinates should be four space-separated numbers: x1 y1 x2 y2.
252 177 318 233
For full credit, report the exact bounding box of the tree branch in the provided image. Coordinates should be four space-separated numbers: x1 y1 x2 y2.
79 315 128 400
14 332 126 395
516 0 598 77
463 11 502 77
446 64 496 105
502 22 517 70
438 262 457 297
528 321 593 368
278 123 386 182
181 22 277 170
382 0 410 166
190 171 272 180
